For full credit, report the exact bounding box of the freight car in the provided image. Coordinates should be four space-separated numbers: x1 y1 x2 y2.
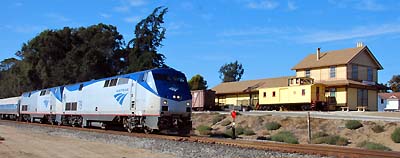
0 68 192 135
191 90 216 111
258 77 328 111
0 97 20 120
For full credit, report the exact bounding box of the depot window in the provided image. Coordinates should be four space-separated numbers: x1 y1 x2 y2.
263 92 266 98
272 91 276 97
302 89 306 96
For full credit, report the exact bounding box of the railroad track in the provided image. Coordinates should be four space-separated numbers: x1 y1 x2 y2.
1 120 399 158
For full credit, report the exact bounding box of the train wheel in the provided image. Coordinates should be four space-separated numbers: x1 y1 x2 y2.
143 127 152 134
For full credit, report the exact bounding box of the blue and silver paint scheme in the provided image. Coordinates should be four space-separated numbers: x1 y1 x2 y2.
0 96 20 120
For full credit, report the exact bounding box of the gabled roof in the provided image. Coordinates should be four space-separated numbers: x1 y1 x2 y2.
379 92 400 100
211 76 290 94
292 46 383 70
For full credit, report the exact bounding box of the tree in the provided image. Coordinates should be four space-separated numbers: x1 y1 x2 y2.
126 6 168 73
188 74 208 90
219 60 244 82
388 75 400 92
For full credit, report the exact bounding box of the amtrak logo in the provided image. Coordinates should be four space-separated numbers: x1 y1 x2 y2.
169 87 178 92
114 93 128 105
43 100 49 108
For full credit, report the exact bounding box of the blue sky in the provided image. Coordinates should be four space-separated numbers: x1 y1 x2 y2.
1 0 400 88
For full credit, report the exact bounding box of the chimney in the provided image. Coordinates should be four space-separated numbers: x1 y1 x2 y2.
317 48 321 61
356 42 364 48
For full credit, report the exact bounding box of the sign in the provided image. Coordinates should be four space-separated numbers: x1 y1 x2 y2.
231 110 237 119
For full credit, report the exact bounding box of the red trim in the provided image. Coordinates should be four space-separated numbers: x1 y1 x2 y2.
19 112 160 117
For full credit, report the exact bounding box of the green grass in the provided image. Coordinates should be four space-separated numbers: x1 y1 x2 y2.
345 120 363 130
224 126 245 137
392 127 400 143
243 129 256 136
265 122 281 130
220 120 231 126
271 131 299 144
357 141 392 151
196 125 212 135
312 135 349 146
312 132 329 139
212 114 226 125
371 125 385 133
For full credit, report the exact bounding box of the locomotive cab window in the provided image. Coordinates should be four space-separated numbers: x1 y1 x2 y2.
79 84 84 91
118 78 129 85
40 90 46 96
104 80 110 87
110 78 118 87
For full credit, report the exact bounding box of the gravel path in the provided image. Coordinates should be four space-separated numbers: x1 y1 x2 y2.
0 121 331 158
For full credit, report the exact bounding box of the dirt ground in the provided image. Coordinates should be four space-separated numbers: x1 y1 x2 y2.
192 113 400 151
0 125 173 158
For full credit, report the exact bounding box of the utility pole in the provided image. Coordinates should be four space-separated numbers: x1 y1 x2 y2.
307 112 311 144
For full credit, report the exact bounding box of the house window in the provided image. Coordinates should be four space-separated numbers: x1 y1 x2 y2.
263 92 266 98
367 67 373 81
302 89 306 96
352 65 358 80
329 88 336 97
272 91 276 97
330 66 336 78
357 89 368 106
305 69 311 77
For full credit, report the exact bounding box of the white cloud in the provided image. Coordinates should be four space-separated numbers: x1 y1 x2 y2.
355 0 385 11
100 13 112 19
247 0 279 10
218 27 286 37
126 0 146 7
300 24 400 43
123 16 141 23
287 1 297 11
113 0 147 13
329 0 385 11
0 25 45 34
114 6 130 13
45 13 70 22
14 2 23 7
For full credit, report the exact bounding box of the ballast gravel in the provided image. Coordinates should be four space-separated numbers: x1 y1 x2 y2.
1 122 332 158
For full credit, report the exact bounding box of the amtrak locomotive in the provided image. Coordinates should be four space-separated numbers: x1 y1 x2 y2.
0 68 192 135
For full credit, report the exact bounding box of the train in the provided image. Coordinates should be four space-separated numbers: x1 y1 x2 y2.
0 68 192 135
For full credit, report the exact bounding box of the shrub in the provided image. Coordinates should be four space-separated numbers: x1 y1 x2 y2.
357 141 392 151
345 120 363 130
265 122 281 130
371 125 385 133
196 125 212 135
392 127 400 143
312 132 329 139
212 114 226 125
243 129 256 136
224 126 245 137
312 135 349 146
220 120 231 126
271 131 299 144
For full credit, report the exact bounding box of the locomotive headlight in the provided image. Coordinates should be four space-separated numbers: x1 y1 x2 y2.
177 95 181 99
186 102 190 106
163 100 168 105
173 95 176 99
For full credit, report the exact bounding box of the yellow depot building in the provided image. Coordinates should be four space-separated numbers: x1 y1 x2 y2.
212 43 384 111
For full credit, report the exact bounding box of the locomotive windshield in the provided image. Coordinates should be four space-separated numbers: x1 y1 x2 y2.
152 71 191 101
153 73 186 83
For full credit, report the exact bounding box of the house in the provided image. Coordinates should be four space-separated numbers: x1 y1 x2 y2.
291 43 383 110
378 92 400 111
212 43 383 111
